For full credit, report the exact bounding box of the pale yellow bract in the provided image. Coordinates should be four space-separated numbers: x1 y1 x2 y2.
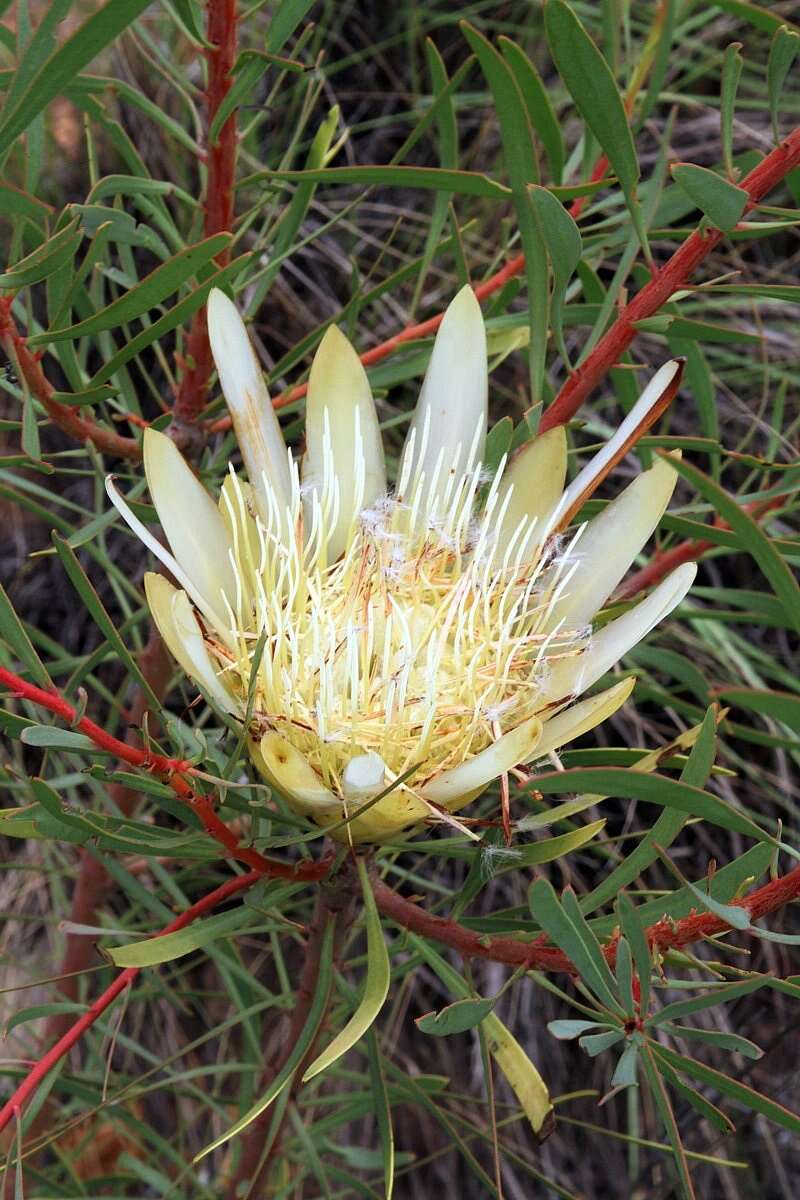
108 287 695 843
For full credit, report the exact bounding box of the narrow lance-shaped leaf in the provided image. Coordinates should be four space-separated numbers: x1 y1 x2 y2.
544 0 648 255
529 878 623 1015
32 233 232 342
618 893 652 1016
768 26 800 143
416 997 496 1036
461 22 549 414
366 1029 395 1200
0 220 81 289
0 0 154 160
499 37 565 183
641 1044 697 1200
108 905 259 968
410 934 553 1138
669 454 800 633
715 687 800 735
195 918 335 1160
581 709 718 915
302 859 390 1081
0 583 53 688
52 533 163 711
670 163 748 231
530 766 775 844
653 1042 800 1135
720 43 743 178
530 184 582 365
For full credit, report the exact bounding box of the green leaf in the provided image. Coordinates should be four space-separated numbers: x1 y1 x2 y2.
530 184 582 363
302 859 390 1081
768 26 800 143
544 0 646 253
663 1024 763 1060
107 904 257 967
618 894 652 1016
32 233 231 342
610 1041 638 1089
461 22 549 412
653 1042 800 1135
3 1001 87 1037
410 935 553 1138
670 164 748 230
0 220 81 289
649 977 767 1026
581 1029 625 1057
259 163 510 199
253 107 341 303
51 533 163 709
720 43 743 178
416 997 497 1037
615 937 635 1015
530 766 774 844
267 0 316 54
209 48 304 145
548 1019 614 1040
499 37 564 183
90 251 250 385
163 0 209 47
641 1044 697 1200
709 1 799 36
669 455 800 633
668 1071 736 1135
195 918 335 1160
529 879 622 1014
365 1029 395 1200
0 181 52 224
0 583 52 688
716 687 800 735
680 875 751 930
20 725 105 753
581 710 718 915
0 0 154 160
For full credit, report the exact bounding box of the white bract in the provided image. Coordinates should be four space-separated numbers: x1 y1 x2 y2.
108 286 695 843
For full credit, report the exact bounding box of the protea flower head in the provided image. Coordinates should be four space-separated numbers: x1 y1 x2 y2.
107 287 695 844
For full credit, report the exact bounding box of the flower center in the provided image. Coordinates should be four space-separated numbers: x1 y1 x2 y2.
210 434 589 802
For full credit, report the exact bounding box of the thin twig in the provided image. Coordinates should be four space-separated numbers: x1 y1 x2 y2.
0 664 332 883
171 0 238 435
0 870 262 1139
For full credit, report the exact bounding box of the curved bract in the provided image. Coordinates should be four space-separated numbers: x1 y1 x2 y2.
109 287 695 844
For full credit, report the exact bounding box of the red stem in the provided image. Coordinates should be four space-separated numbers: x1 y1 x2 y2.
540 127 800 432
373 864 800 974
204 125 800 435
0 305 140 462
617 494 787 599
171 0 238 429
0 869 262 1137
0 665 330 882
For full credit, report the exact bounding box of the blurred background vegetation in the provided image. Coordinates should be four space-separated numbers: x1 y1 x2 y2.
1 1 799 1197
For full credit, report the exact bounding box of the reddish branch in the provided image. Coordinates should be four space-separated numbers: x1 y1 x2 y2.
373 864 800 974
171 0 238 431
0 665 330 883
0 869 262 1138
541 126 800 431
204 124 800 436
46 631 172 1042
2 852 798 1140
617 494 788 598
0 301 140 462
4 657 800 972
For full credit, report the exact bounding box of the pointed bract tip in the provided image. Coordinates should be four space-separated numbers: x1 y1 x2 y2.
444 283 483 326
313 322 359 367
